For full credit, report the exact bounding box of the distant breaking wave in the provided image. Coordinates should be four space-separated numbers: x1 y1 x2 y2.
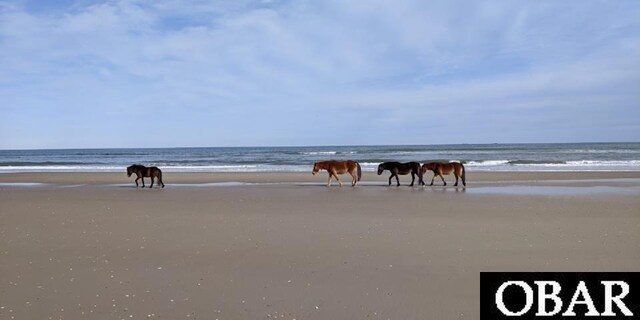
298 151 357 155
464 159 640 167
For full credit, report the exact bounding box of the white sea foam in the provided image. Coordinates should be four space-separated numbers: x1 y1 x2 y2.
565 160 640 166
0 182 48 187
300 151 337 155
466 160 510 166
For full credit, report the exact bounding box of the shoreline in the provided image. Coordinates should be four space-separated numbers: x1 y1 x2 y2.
1 171 640 190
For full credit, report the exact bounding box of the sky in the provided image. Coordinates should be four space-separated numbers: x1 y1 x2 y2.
0 0 639 149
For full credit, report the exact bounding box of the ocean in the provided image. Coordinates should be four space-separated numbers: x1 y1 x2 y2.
0 143 639 173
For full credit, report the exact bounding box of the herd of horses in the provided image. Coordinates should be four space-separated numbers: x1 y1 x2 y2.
313 160 466 187
128 161 465 188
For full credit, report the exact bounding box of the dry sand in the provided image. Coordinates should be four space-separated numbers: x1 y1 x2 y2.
1 172 639 319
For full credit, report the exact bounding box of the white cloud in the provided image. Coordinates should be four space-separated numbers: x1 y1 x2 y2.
0 0 638 148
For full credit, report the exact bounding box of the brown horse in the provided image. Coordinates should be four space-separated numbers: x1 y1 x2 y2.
312 160 362 187
377 162 423 186
126 164 165 188
421 162 466 187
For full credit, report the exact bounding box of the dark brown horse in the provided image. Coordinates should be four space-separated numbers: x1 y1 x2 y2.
421 162 466 187
126 164 165 188
377 162 423 186
312 160 362 187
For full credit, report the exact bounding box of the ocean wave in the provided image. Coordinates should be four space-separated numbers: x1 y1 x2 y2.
551 149 640 154
298 151 357 155
1 143 639 173
565 160 640 166
0 161 90 166
300 151 338 155
508 160 566 165
466 160 510 166
464 160 640 167
0 165 123 172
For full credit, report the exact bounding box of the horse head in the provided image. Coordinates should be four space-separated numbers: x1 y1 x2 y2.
312 162 320 175
126 166 133 177
377 163 385 175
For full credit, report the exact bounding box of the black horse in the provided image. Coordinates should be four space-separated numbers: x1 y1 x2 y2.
126 164 165 188
377 162 423 186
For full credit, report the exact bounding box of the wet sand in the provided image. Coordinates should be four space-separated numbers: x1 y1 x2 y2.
1 172 639 319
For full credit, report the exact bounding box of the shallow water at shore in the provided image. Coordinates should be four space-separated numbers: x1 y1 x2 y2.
2 172 640 197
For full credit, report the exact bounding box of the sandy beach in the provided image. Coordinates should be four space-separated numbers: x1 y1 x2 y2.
1 171 639 319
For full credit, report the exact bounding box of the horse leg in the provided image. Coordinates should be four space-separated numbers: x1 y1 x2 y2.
334 172 343 187
388 174 393 186
430 174 436 186
141 177 145 188
440 174 447 186
395 173 400 187
135 177 139 187
150 176 155 188
454 174 459 187
349 170 357 186
327 173 332 187
410 172 415 186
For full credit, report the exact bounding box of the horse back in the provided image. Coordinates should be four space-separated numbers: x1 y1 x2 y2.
149 166 162 176
394 162 419 175
332 160 350 174
422 162 445 174
438 162 464 175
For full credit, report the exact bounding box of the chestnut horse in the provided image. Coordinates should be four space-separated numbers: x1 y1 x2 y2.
421 162 466 187
126 164 165 188
377 162 423 186
312 160 362 187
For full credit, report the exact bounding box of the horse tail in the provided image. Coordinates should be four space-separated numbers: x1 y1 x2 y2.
461 163 466 185
158 169 162 180
357 162 362 181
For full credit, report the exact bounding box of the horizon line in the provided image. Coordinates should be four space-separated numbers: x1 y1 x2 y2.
1 141 639 152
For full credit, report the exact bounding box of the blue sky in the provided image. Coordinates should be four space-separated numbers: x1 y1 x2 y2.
1 0 639 149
